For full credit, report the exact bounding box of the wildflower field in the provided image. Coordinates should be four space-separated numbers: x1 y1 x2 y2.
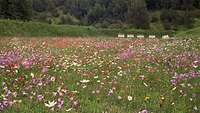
0 37 200 113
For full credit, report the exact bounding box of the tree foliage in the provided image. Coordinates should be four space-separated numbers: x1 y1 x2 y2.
128 0 150 29
0 0 200 29
0 0 32 20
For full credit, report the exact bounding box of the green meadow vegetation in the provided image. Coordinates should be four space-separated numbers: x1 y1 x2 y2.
0 19 174 37
0 38 200 113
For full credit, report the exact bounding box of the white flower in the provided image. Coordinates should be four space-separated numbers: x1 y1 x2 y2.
50 76 56 82
187 83 192 87
180 83 185 87
127 96 133 101
92 91 95 94
71 91 79 93
117 71 123 76
193 61 198 68
82 85 87 89
13 100 22 103
118 96 122 100
143 82 148 87
30 73 34 78
0 65 5 69
96 90 100 94
193 65 198 68
45 101 57 108
15 70 18 73
80 79 90 83
193 106 198 111
66 108 73 112
172 87 176 91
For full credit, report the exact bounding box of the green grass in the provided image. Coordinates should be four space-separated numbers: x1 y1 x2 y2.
176 27 200 38
176 19 200 38
0 19 174 37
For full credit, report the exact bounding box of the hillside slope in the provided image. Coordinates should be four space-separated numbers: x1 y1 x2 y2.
0 20 174 37
176 27 200 38
176 19 200 38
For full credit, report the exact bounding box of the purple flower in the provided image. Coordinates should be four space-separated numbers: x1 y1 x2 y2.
107 89 114 96
139 109 148 113
37 95 44 101
171 79 177 86
0 50 22 68
5 90 11 97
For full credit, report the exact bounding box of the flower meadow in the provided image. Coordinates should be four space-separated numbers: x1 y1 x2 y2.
0 37 200 113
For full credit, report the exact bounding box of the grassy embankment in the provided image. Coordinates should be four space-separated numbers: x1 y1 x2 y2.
0 19 174 38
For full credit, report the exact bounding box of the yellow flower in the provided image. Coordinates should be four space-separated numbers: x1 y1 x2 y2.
144 96 150 101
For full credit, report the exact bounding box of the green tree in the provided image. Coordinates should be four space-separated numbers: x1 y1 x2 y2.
107 0 128 21
0 0 2 18
194 0 200 9
0 0 11 19
32 0 48 12
87 3 105 24
0 0 32 20
127 0 150 29
146 0 162 10
15 0 32 20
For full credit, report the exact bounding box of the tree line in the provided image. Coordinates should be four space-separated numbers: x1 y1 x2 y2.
0 0 200 30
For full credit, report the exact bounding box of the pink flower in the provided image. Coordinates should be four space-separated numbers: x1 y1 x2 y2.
12 92 17 97
42 66 49 73
21 59 33 69
71 100 80 109
171 71 200 86
57 98 64 109
119 48 134 60
0 99 13 111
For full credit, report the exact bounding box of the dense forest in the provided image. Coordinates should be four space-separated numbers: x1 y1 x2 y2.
0 0 200 30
